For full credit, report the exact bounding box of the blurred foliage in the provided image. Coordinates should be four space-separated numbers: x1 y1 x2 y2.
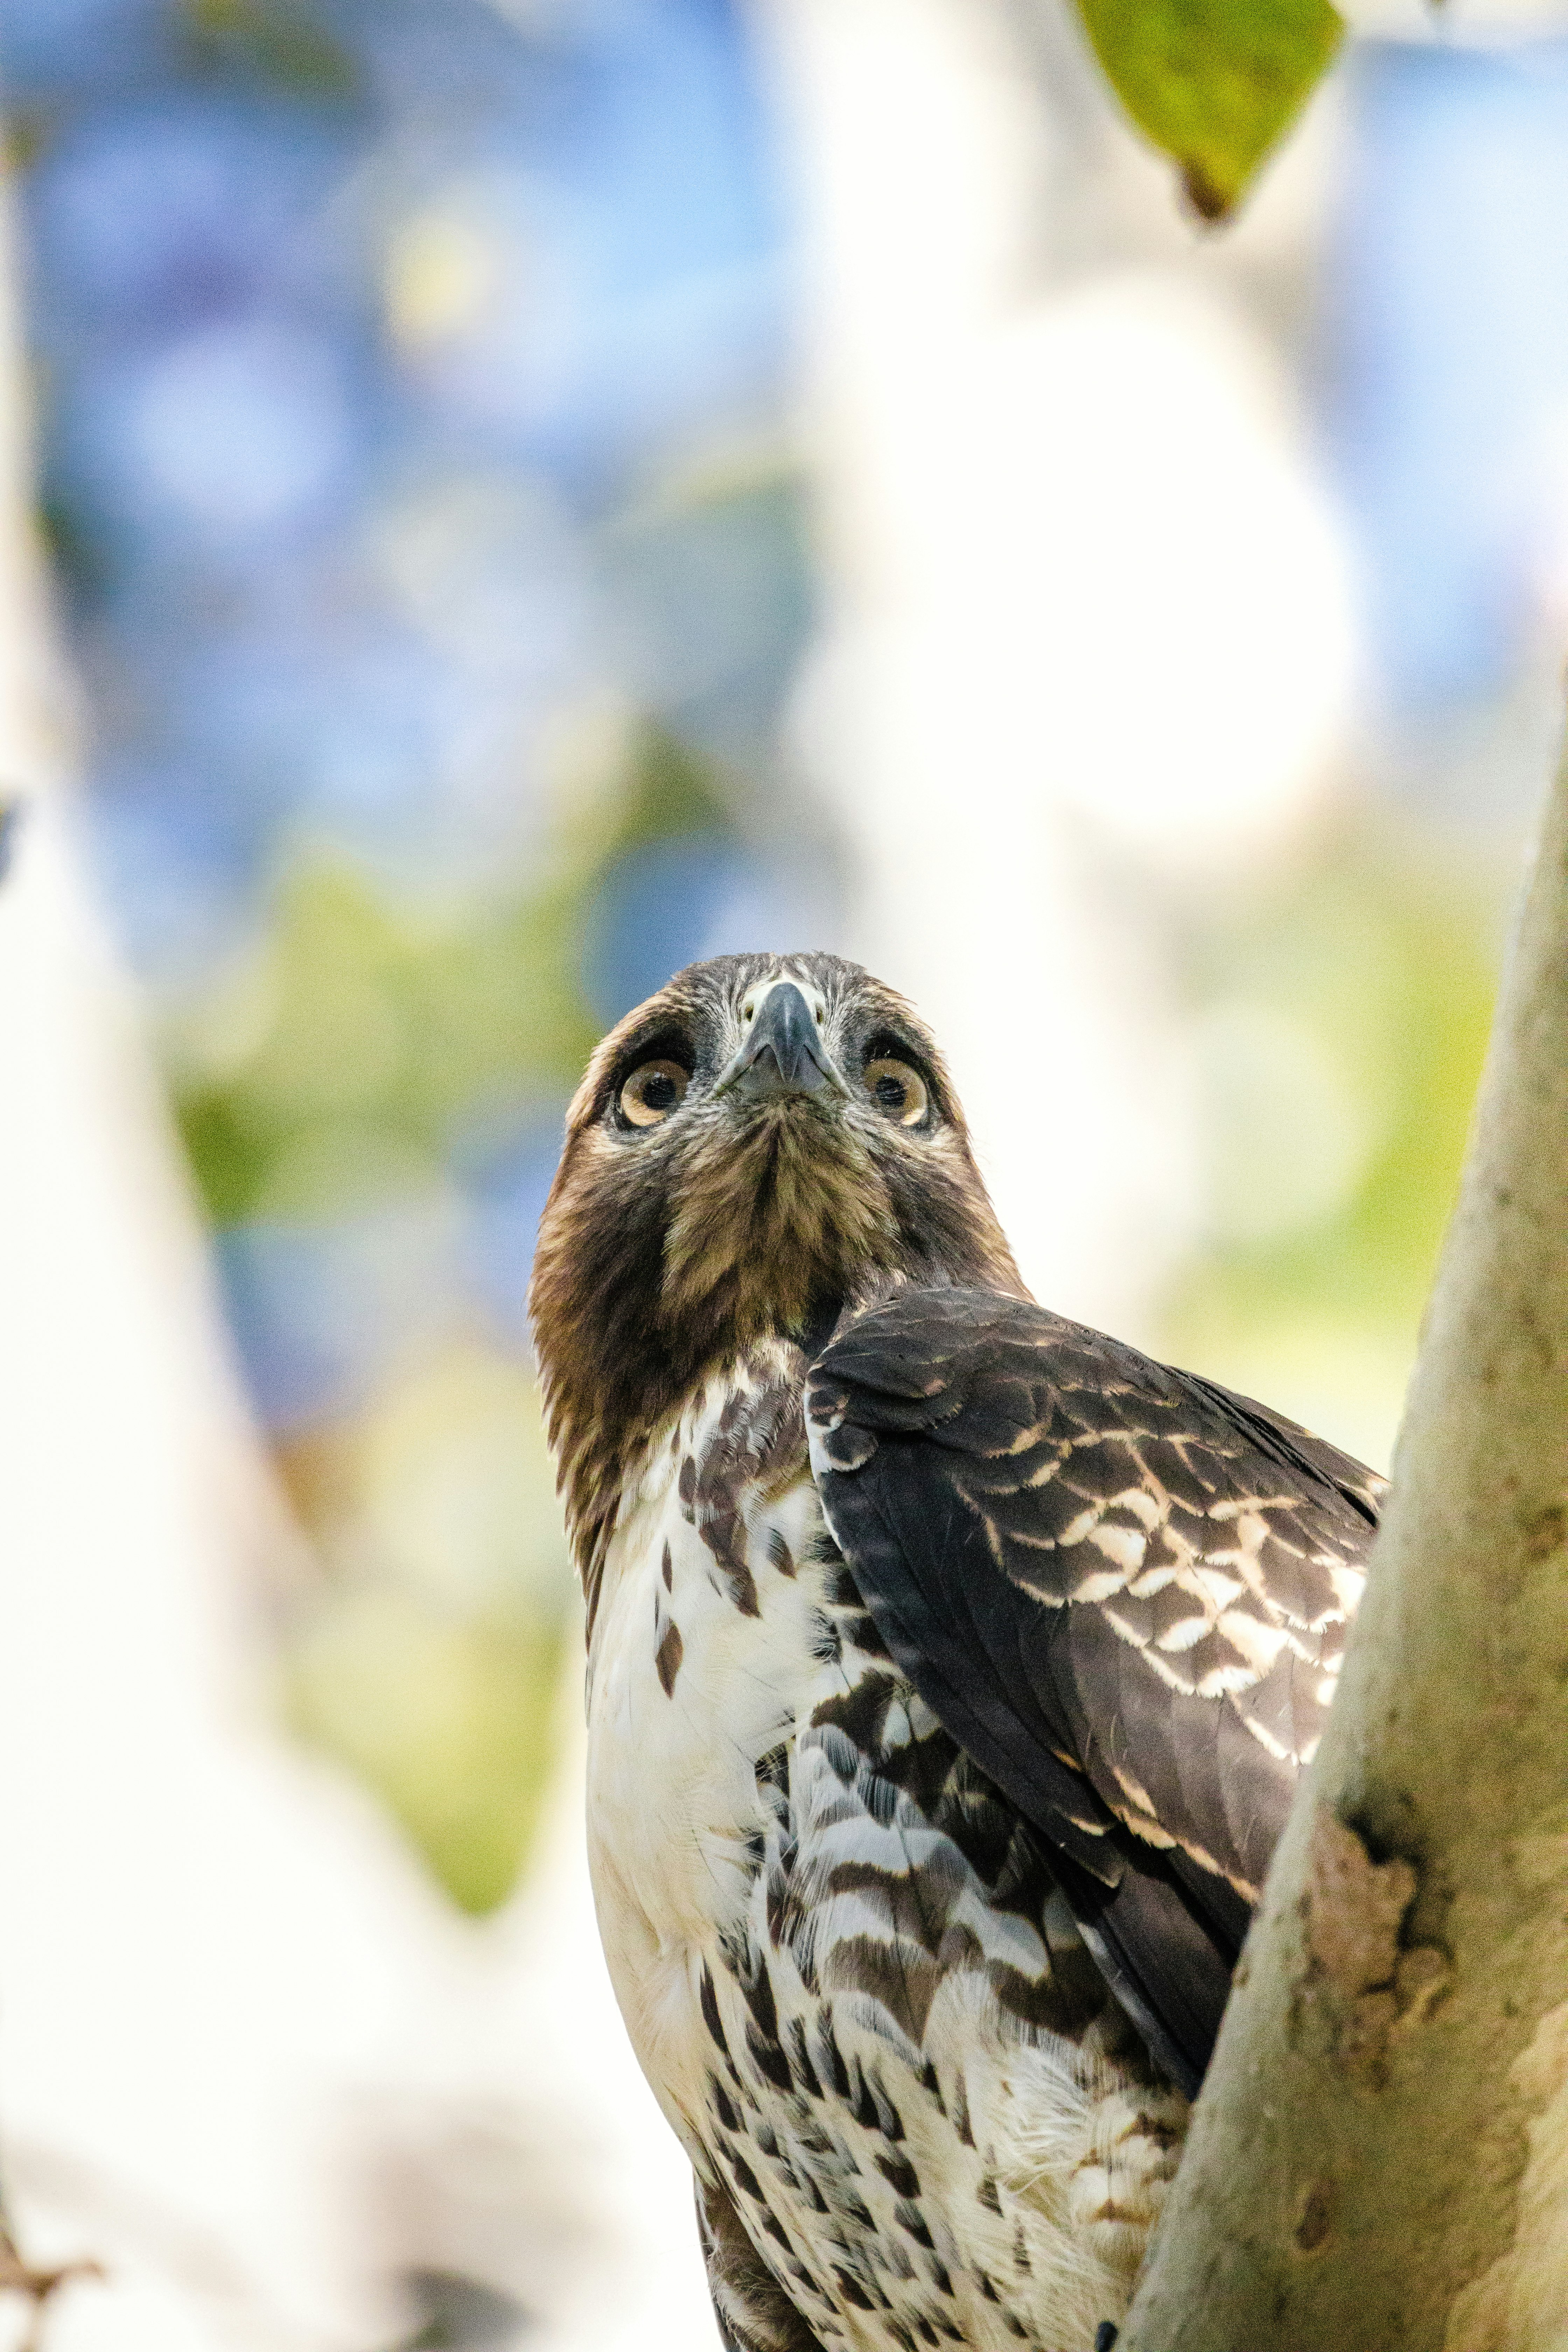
287 1587 566 1914
1160 807 1501 1466
179 721 737 1911
173 722 731 1225
12 0 810 1937
180 0 359 99
1074 0 1343 220
280 1346 572 1913
177 862 593 1223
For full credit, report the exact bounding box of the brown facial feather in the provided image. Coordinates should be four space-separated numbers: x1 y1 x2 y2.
529 952 1025 1628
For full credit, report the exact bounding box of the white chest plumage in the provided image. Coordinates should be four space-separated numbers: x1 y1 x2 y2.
585 1351 1188 2352
586 1359 827 2132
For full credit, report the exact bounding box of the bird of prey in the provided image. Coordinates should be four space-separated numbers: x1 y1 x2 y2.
530 953 1381 2352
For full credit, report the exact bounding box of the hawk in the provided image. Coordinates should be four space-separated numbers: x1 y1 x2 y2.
530 953 1381 2352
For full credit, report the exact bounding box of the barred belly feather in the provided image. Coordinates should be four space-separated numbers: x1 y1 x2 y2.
586 1350 1189 2352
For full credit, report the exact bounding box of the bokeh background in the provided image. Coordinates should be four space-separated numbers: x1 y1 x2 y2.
0 0 1563 2344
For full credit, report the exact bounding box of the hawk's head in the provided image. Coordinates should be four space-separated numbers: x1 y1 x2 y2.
531 952 1023 1594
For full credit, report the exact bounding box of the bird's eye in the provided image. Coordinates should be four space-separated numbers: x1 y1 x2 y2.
864 1057 929 1127
620 1059 690 1128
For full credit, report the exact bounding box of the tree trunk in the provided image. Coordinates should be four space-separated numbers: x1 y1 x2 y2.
1122 747 1568 2349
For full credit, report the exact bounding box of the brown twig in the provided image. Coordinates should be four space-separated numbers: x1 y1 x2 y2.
0 2212 103 2352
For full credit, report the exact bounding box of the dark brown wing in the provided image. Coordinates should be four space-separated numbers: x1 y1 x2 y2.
805 1287 1382 2093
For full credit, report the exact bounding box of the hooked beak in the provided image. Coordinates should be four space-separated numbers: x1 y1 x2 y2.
713 981 842 1103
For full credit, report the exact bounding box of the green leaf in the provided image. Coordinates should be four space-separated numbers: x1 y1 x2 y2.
1073 0 1343 222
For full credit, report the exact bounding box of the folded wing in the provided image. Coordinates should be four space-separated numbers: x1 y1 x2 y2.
805 1287 1382 2093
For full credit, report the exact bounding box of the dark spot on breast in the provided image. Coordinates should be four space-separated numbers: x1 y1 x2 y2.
661 1541 673 1591
988 1959 1074 2034
729 2151 764 2200
767 1527 796 1577
678 1456 697 1512
822 1858 943 1949
833 2269 876 2312
739 1952 780 2044
816 2016 853 2102
952 2074 974 2148
759 2207 791 2249
764 1845 798 1938
1011 2222 1031 2274
933 1917 985 1977
977 2175 1001 2214
812 1670 896 1748
894 2199 932 2248
875 2150 919 2199
824 1933 939 2046
655 1618 684 1697
787 2018 823 2100
711 2080 738 2132
688 1373 807 1618
919 2060 946 2114
978 2273 1000 2302
810 1614 842 1667
928 2259 954 2296
699 1966 729 2055
698 1483 759 1614
870 2078 904 2140
747 2023 793 2094
849 2063 880 2133
1003 2313 1029 2339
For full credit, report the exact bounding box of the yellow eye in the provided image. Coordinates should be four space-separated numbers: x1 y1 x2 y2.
619 1059 690 1128
864 1057 929 1126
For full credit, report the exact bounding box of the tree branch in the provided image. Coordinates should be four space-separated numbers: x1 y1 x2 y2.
1122 740 1568 2347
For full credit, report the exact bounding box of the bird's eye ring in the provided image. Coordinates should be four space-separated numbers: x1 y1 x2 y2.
619 1059 690 1128
864 1057 929 1127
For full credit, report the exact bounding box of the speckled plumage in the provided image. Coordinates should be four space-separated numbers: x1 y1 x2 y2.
531 954 1382 2352
587 1351 1188 2351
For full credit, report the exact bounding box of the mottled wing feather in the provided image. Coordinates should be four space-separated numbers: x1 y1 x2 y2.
806 1288 1382 2091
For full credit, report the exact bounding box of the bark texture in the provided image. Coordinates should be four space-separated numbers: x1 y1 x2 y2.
1122 751 1568 2350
